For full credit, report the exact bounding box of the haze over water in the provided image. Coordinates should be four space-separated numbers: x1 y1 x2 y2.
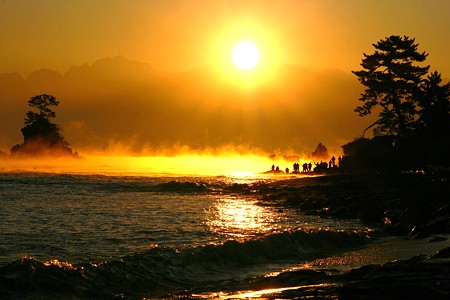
1 1 449 155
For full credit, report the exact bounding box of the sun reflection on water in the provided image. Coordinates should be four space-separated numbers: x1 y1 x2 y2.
206 195 283 240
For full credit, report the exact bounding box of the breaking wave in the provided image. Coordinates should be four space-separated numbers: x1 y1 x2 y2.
0 229 369 299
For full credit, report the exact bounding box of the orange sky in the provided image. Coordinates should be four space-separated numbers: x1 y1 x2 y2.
1 0 449 77
0 0 449 158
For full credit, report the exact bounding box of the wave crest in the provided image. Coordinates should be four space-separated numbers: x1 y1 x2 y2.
0 229 369 298
152 180 209 193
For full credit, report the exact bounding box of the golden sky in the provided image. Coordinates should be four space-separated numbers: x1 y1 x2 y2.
1 0 449 77
0 0 449 158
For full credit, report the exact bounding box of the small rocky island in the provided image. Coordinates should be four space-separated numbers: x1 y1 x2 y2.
9 94 78 158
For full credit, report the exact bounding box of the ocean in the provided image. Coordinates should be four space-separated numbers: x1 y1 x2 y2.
0 171 448 299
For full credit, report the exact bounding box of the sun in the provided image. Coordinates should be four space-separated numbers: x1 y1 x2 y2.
231 41 260 70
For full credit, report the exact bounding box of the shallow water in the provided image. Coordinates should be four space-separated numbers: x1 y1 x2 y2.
0 171 374 298
0 172 366 265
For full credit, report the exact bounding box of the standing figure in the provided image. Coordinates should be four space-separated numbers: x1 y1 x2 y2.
331 156 336 168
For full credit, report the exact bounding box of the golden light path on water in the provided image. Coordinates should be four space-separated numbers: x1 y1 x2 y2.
206 195 284 240
0 154 309 243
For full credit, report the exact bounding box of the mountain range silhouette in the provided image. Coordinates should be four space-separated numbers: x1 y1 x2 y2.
0 56 375 154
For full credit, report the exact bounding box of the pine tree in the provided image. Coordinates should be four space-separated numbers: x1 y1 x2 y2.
417 71 450 137
353 35 429 137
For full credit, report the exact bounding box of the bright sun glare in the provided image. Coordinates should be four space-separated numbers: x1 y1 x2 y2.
231 41 260 70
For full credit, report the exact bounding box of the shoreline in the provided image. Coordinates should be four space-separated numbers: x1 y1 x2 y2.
202 171 450 299
258 172 450 238
212 246 450 299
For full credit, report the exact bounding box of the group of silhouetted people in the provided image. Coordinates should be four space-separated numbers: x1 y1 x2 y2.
292 162 312 173
313 156 343 172
327 156 343 168
269 156 344 174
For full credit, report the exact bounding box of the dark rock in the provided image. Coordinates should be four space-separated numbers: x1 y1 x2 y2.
358 209 383 223
331 206 356 219
428 236 447 243
432 247 450 258
340 264 381 281
408 226 430 239
398 203 425 232
425 216 450 234
436 204 450 214
384 209 403 225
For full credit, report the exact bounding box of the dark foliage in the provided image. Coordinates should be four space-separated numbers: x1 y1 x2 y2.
416 72 450 166
24 94 60 125
353 35 430 137
348 36 450 171
417 71 450 135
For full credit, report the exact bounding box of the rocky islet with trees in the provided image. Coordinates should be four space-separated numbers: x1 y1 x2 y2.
8 94 78 158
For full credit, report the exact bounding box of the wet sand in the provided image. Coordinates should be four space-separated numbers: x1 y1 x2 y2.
308 234 450 271
201 238 450 299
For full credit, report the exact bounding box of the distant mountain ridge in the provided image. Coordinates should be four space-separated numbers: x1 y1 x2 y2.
0 56 370 155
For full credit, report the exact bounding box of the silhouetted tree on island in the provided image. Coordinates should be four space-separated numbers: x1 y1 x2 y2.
10 94 78 157
344 35 450 171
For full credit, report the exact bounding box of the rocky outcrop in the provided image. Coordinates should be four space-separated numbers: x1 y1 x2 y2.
10 116 78 158
258 173 450 237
